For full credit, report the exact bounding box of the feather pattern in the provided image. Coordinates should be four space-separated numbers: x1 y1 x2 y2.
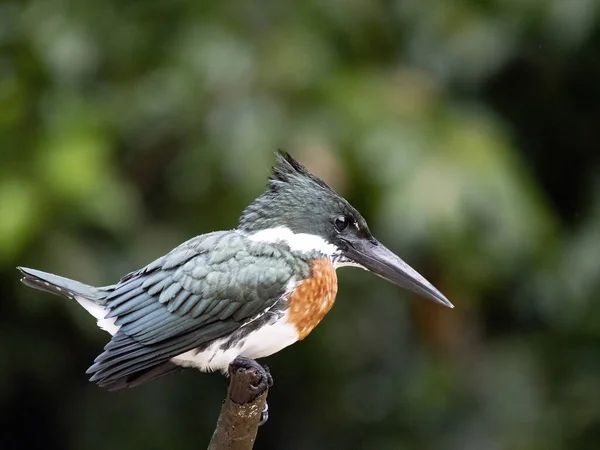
88 230 314 386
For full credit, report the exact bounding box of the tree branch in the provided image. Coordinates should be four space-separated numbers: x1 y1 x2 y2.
207 365 268 450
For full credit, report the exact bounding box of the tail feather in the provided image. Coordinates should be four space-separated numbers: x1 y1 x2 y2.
18 267 106 303
18 266 119 334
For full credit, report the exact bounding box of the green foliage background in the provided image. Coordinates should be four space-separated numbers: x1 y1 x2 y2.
2 1 600 449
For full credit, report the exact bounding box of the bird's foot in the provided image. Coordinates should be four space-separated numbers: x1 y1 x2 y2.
229 356 273 426
229 356 273 394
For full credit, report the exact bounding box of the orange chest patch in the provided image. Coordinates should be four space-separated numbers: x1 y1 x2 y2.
287 258 338 340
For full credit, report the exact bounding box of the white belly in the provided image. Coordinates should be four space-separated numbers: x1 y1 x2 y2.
171 314 299 372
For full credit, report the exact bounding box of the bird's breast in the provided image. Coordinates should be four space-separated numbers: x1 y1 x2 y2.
286 258 338 340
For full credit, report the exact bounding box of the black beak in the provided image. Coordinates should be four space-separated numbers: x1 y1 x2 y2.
341 238 454 308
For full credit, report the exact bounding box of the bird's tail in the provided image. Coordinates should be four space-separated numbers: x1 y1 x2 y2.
17 266 119 334
18 267 107 304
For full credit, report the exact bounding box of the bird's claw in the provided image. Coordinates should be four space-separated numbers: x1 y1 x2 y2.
259 401 269 426
263 364 274 388
230 356 272 395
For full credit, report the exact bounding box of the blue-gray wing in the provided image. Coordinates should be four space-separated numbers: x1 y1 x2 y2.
87 231 310 388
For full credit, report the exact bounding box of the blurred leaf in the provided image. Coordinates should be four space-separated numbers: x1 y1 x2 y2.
0 178 41 262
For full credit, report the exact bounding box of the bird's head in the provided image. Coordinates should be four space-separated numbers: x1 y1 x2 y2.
238 151 453 308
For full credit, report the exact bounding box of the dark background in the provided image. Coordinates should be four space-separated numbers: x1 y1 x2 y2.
2 1 600 449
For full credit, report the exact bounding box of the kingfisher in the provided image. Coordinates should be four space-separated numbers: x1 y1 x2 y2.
18 151 452 398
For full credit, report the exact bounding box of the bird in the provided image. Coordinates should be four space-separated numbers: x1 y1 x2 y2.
18 151 453 396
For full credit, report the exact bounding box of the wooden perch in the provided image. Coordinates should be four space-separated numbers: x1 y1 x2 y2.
207 364 269 450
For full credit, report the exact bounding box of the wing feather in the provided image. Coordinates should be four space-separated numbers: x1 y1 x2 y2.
167 289 191 313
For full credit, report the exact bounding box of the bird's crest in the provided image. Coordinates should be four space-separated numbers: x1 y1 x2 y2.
267 150 334 194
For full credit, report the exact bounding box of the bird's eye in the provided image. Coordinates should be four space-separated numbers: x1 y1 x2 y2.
334 215 349 232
